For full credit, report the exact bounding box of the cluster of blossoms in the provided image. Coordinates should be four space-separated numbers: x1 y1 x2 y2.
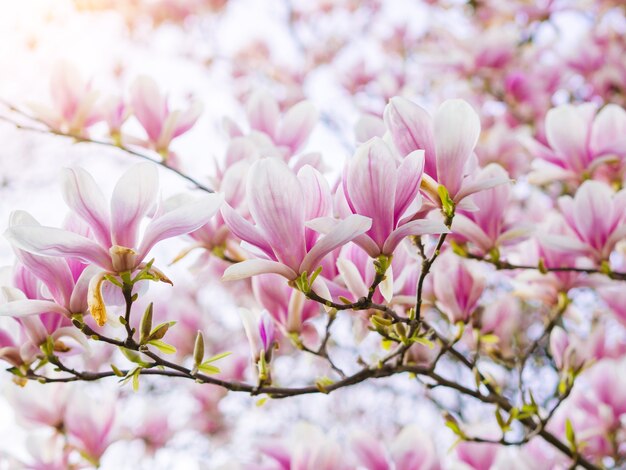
1 0 626 468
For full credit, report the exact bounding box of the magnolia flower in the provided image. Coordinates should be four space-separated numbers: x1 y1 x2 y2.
260 423 348 470
29 61 101 135
452 164 529 255
239 309 277 383
526 103 626 184
341 137 449 258
252 274 319 335
130 76 203 155
0 211 95 320
221 159 371 286
65 391 118 465
5 163 223 326
433 254 485 324
550 326 586 372
384 98 508 207
352 425 439 470
226 91 319 157
546 180 626 262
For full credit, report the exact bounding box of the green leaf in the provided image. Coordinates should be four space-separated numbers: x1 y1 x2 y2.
147 340 177 355
203 351 232 364
119 347 151 367
132 370 140 392
565 418 576 450
197 363 221 375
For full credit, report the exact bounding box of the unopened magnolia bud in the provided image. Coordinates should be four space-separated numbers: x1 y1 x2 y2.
140 303 154 343
193 331 205 367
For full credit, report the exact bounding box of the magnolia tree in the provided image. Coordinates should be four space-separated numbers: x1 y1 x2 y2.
1 0 626 469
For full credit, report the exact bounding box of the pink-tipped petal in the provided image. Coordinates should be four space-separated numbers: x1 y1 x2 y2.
300 214 372 275
545 103 596 171
139 193 223 260
131 76 166 141
382 219 449 255
5 226 112 271
384 97 436 176
278 101 318 152
345 138 397 248
434 99 481 197
590 104 626 156
223 259 297 281
246 91 280 138
221 203 274 259
61 168 112 247
247 159 306 270
110 163 159 248
0 300 68 318
394 150 425 223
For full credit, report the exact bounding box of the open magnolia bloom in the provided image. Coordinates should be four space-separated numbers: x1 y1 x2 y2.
221 158 371 291
525 103 626 185
4 162 223 326
384 98 509 210
130 76 204 155
544 180 626 263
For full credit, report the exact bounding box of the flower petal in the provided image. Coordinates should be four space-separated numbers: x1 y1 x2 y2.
130 76 166 141
139 193 223 260
545 103 596 171
590 104 626 157
382 219 449 255
247 159 306 270
5 226 113 271
384 97 437 176
223 259 297 281
434 99 481 197
61 167 111 247
0 299 68 318
300 214 372 275
246 91 280 138
221 203 274 259
345 138 397 248
110 162 159 248
277 101 318 153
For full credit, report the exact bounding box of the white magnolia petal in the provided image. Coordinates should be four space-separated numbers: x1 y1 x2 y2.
382 220 449 255
139 193 223 260
300 215 372 275
434 99 481 197
61 167 111 247
5 226 113 271
0 300 68 318
223 259 297 281
110 162 159 248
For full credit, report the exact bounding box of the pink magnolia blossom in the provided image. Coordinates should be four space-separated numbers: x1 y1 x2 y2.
0 211 95 321
341 137 449 258
221 159 371 286
454 439 499 470
130 76 203 155
6 382 69 430
335 243 419 304
65 391 118 465
433 254 486 324
452 164 528 255
259 423 349 470
29 61 101 135
352 425 439 470
384 98 508 207
225 91 319 158
5 163 222 325
252 274 319 335
549 180 626 262
526 103 626 184
239 309 277 364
